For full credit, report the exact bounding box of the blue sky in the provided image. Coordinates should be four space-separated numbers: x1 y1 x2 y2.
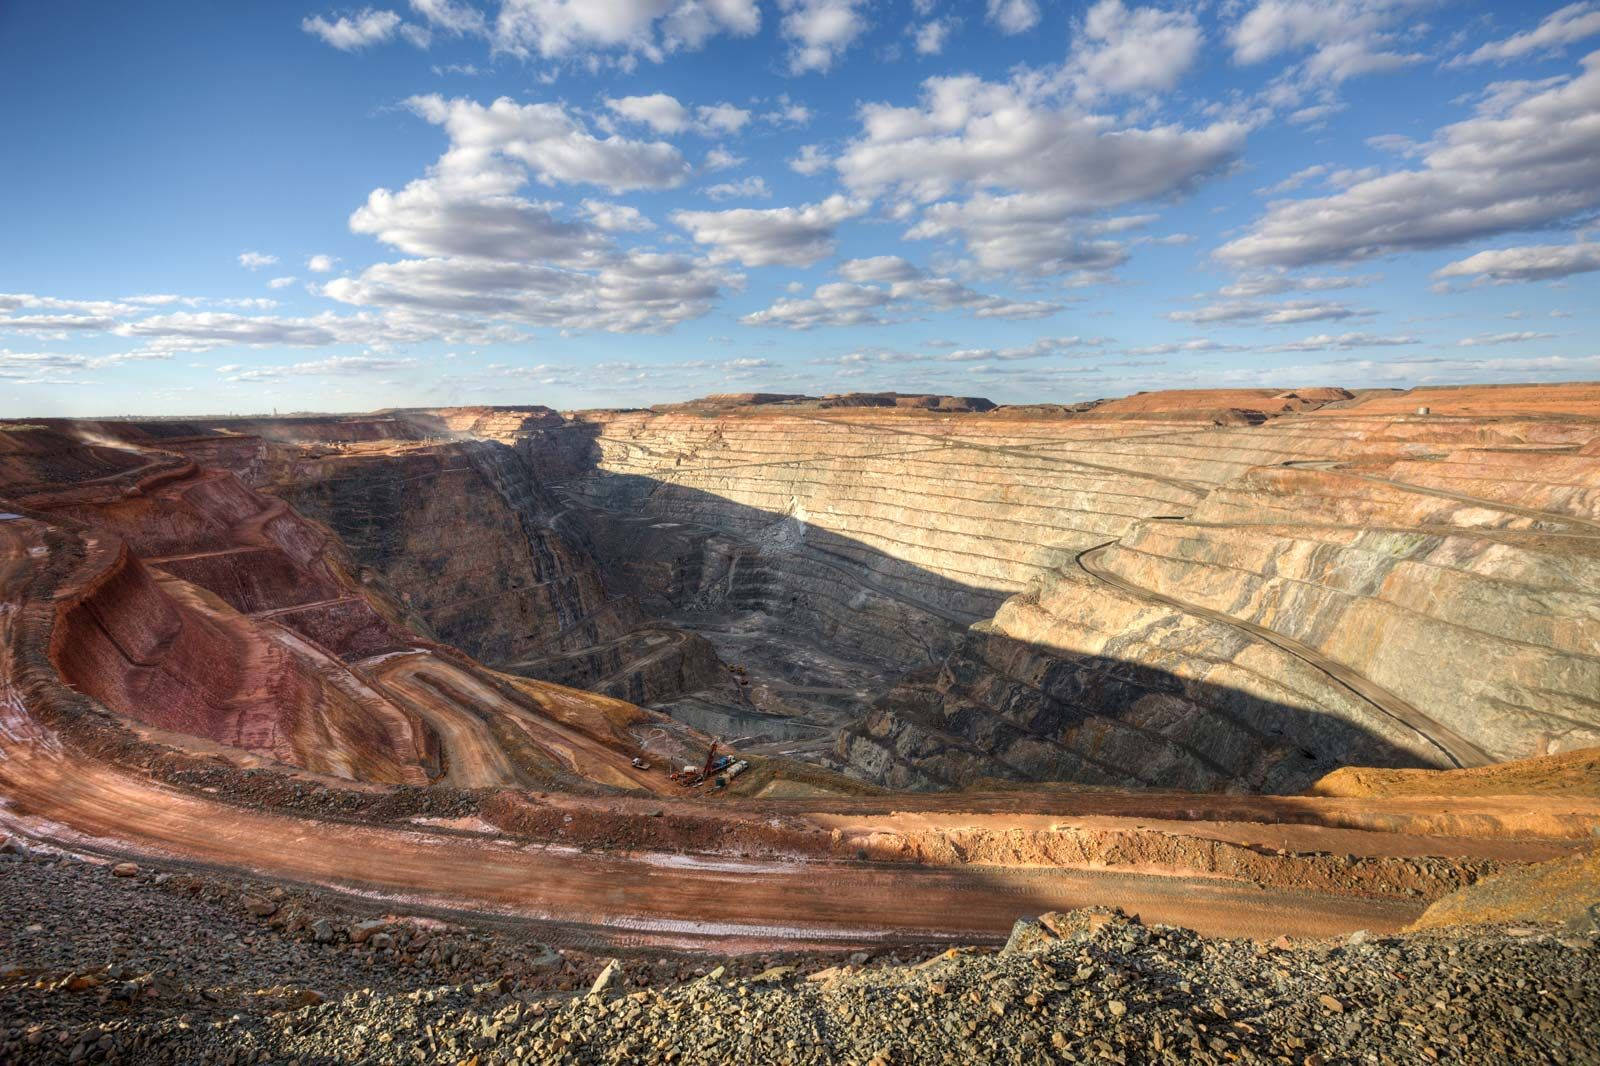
4 0 1600 417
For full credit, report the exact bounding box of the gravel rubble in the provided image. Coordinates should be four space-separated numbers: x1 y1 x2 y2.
3 839 1597 1065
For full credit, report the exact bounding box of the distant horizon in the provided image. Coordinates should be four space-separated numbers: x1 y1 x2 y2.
5 2 1600 417
14 378 1600 425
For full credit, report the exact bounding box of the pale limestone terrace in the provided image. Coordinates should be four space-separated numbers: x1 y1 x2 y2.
553 405 1600 791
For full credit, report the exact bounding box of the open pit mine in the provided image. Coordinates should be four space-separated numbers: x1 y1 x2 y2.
2 382 1599 1064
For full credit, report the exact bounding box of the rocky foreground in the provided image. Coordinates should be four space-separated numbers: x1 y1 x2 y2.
4 842 1596 1066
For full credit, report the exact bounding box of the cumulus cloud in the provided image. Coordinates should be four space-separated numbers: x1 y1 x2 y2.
833 85 1245 282
672 195 868 267
237 251 278 269
780 0 869 73
704 177 771 200
1121 338 1243 356
698 102 752 134
1228 0 1428 84
1257 163 1329 195
743 259 1060 328
704 147 744 170
1219 53 1600 266
409 0 485 36
1067 0 1203 97
605 92 690 134
302 8 404 50
837 256 923 283
306 254 338 272
1434 241 1600 284
406 94 688 192
325 253 727 333
1217 271 1378 297
985 0 1039 35
118 306 518 353
763 95 814 126
1455 330 1557 347
268 276 299 289
582 199 655 231
1258 331 1418 352
834 73 1244 278
912 18 956 56
1167 298 1370 324
788 144 831 175
349 160 610 261
492 0 759 62
1451 3 1600 67
2 314 119 332
906 193 1135 277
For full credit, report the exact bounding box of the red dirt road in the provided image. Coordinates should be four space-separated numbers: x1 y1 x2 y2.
0 738 1428 950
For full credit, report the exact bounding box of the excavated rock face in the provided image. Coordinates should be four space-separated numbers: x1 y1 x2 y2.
553 404 1600 792
5 390 1597 795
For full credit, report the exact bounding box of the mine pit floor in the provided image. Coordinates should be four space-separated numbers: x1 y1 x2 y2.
650 608 895 758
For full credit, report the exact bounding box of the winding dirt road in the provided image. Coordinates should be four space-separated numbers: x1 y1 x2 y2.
0 735 1434 950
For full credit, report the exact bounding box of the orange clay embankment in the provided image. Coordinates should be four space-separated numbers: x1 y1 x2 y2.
1312 746 1600 799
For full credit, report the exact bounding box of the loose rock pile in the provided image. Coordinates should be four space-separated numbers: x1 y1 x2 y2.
4 841 1596 1065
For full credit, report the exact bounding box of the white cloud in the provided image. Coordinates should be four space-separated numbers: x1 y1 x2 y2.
1455 330 1557 347
1219 52 1600 266
302 8 403 50
1434 241 1600 284
906 192 1135 277
838 72 1244 277
1217 271 1378 297
1121 338 1241 356
1067 0 1203 97
406 94 688 192
912 18 956 56
697 102 751 134
704 177 771 200
1228 0 1428 84
788 144 831 175
838 75 1245 207
238 251 278 269
410 0 485 35
606 92 690 134
743 281 891 327
1451 3 1600 66
582 199 656 231
112 311 435 348
1258 163 1329 195
743 260 1061 328
672 195 868 267
1167 298 1369 324
704 147 745 170
763 95 814 126
306 254 338 273
837 256 923 283
780 0 869 73
326 254 727 333
350 160 609 261
492 0 759 62
985 0 1039 35
1258 331 1418 351
268 276 299 289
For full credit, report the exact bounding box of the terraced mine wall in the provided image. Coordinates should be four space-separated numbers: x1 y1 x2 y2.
554 409 1600 792
9 402 1597 797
